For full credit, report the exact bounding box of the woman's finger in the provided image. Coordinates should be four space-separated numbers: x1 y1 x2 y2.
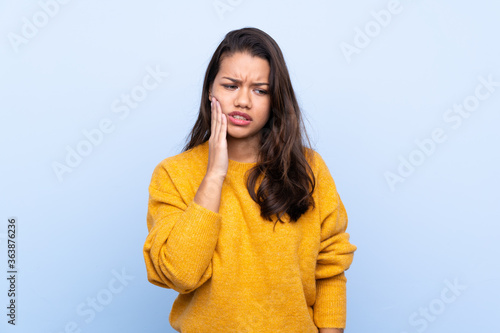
219 100 226 139
214 98 221 142
210 97 216 138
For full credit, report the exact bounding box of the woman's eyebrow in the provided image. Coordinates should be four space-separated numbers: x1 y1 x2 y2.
221 76 269 86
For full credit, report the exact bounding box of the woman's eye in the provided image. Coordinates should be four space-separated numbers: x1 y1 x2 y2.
222 84 267 95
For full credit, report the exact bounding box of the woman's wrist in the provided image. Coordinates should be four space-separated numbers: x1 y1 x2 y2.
193 174 224 213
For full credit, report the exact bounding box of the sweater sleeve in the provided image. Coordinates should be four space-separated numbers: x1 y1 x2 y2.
313 153 357 329
143 161 222 294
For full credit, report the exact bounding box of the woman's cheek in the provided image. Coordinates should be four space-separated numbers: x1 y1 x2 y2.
213 96 227 112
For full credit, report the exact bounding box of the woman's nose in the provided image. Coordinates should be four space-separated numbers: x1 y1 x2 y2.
234 88 251 109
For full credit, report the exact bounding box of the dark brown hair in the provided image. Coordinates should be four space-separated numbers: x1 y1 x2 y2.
183 27 316 230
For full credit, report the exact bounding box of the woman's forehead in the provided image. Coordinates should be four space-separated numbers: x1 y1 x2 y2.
218 52 270 81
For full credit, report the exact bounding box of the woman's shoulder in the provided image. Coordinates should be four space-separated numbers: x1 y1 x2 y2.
153 141 209 174
303 146 327 175
148 142 208 191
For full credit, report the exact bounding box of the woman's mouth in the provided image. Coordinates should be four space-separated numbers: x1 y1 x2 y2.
228 115 251 126
228 111 252 126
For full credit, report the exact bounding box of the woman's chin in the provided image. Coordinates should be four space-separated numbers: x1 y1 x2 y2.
226 131 258 142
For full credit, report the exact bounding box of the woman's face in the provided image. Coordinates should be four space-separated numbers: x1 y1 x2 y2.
209 51 271 145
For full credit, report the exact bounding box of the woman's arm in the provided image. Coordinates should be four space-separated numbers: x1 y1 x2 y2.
143 98 229 293
194 97 228 213
143 167 223 293
313 152 357 328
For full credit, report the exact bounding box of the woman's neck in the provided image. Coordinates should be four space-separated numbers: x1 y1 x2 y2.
227 136 260 163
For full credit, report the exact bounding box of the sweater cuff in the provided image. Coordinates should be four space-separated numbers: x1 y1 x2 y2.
313 273 347 329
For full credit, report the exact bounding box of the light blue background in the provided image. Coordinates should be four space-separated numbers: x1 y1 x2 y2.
1 0 499 332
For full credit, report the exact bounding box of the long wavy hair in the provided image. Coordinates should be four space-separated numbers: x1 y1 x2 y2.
183 27 316 230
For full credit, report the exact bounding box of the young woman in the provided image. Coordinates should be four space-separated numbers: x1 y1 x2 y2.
143 27 356 332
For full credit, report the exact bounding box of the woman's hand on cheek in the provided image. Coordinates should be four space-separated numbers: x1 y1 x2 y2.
206 97 228 182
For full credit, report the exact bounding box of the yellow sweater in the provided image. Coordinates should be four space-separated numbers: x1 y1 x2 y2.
143 141 356 332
